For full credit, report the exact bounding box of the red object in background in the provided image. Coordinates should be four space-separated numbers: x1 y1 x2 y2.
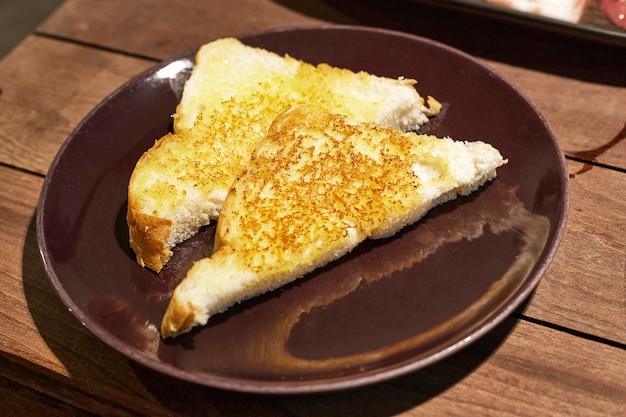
601 0 626 28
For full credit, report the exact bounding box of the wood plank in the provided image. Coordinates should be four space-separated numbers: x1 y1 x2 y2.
1 354 157 417
0 165 192 415
0 36 153 175
0 166 64 374
276 319 626 416
485 62 626 170
2 313 624 416
522 160 626 344
38 0 340 60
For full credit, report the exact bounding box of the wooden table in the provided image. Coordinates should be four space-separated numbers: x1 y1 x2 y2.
1 0 624 415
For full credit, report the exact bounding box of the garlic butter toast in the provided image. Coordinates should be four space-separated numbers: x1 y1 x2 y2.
127 38 440 272
161 106 506 337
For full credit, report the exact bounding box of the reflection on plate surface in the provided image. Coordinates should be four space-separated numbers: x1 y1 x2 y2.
37 25 568 393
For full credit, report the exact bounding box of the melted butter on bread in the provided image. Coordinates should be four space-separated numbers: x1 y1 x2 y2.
161 106 506 338
128 37 440 272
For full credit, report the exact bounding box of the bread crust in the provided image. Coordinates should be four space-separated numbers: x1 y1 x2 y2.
127 205 172 271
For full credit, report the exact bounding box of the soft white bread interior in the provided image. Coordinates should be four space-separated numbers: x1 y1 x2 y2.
127 37 441 272
161 106 507 338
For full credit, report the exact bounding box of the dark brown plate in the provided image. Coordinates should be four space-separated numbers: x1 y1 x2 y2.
37 25 569 394
408 0 626 45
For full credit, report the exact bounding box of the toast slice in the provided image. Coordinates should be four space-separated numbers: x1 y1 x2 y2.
161 106 507 338
127 38 440 272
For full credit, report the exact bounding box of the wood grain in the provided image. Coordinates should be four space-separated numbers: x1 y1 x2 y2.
0 36 153 175
274 319 626 417
38 0 337 59
0 167 60 372
523 160 626 344
485 61 626 171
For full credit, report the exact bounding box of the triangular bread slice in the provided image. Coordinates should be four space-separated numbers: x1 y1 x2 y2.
161 106 507 338
127 38 440 272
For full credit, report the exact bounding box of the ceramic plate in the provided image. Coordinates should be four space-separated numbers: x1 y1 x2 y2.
409 0 626 45
37 25 569 394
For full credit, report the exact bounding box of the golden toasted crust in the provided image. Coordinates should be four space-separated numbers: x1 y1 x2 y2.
161 295 199 335
160 106 506 337
127 207 172 271
127 38 440 272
